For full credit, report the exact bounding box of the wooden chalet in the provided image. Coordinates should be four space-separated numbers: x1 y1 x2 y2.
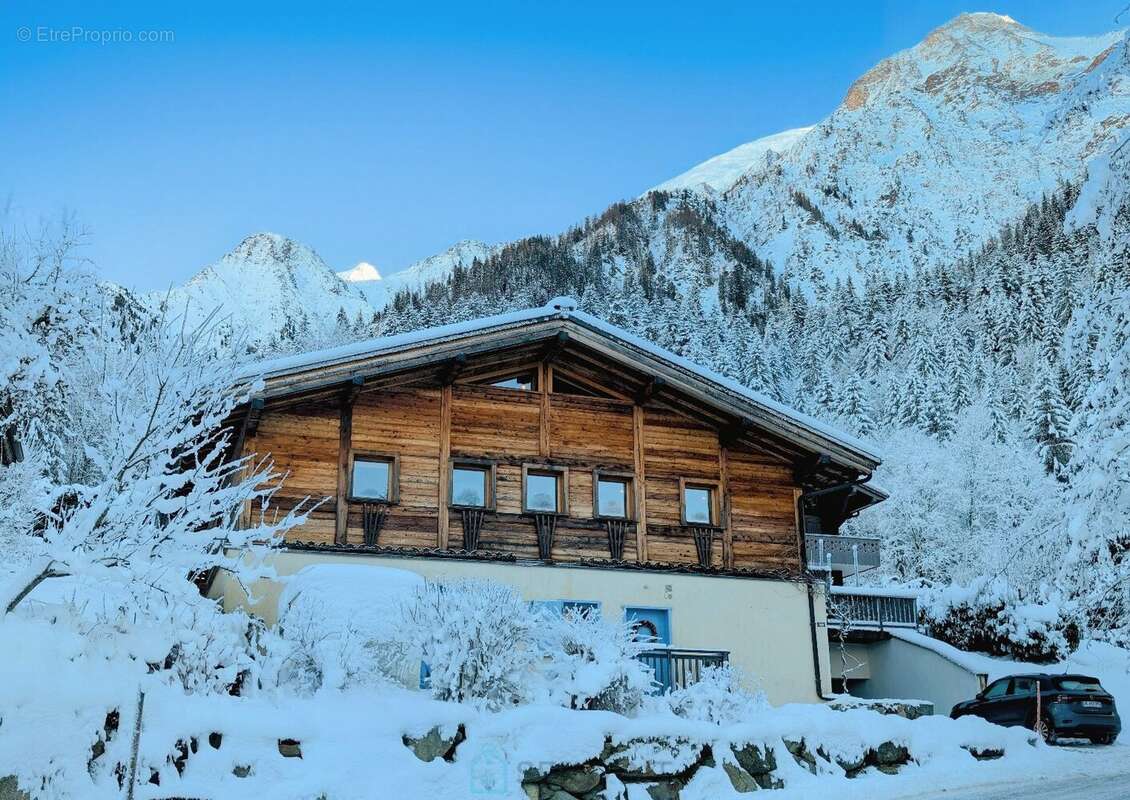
215 297 888 703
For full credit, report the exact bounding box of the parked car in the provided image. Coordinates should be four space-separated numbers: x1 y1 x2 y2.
951 674 1121 744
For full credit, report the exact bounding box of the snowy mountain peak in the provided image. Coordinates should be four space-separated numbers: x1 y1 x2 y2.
349 239 498 309
226 232 322 267
158 232 371 345
338 261 382 283
842 12 1122 112
935 11 1022 33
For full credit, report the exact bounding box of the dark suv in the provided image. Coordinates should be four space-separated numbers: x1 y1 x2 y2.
951 674 1120 744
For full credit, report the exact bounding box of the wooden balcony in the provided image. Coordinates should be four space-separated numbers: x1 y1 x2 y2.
827 587 919 631
638 648 729 692
805 533 881 577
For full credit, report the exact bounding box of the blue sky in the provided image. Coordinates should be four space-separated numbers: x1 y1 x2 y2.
2 1 1127 289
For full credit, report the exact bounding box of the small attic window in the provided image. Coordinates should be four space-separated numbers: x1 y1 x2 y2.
491 371 537 391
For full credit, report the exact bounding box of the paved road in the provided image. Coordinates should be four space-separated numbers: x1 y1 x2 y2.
914 771 1130 800
902 743 1130 800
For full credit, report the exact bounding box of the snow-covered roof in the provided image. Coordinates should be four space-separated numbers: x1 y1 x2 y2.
236 302 560 382
237 297 882 470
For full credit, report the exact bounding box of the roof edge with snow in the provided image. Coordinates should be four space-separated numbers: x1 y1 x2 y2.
235 297 882 474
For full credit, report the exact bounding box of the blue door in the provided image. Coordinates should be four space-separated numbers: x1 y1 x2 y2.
625 607 671 692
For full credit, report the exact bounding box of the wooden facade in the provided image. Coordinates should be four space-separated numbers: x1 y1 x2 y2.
234 304 882 577
247 364 810 574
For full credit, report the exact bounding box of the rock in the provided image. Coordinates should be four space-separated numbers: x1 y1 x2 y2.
604 737 703 780
875 741 909 765
523 765 548 783
89 737 106 763
546 767 602 795
829 698 934 719
521 782 540 800
278 738 302 758
731 742 776 776
876 763 901 775
963 746 1004 761
172 738 191 775
232 764 253 778
722 761 760 793
834 751 868 774
402 724 465 763
783 738 816 773
645 781 682 800
208 732 223 749
0 776 30 800
542 790 580 800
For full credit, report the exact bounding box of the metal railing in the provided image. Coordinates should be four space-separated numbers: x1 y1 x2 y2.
806 533 881 577
827 588 919 631
638 648 729 692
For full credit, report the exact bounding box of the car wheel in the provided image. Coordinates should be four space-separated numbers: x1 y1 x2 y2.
1037 718 1058 745
1089 734 1116 745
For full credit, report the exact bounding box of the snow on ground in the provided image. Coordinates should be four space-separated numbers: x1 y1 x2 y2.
0 650 1069 800
2 566 1128 798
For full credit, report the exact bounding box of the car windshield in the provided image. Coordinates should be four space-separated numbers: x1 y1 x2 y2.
1054 677 1103 693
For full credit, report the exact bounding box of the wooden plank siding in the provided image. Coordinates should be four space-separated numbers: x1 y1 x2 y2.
727 449 801 571
241 368 804 574
349 388 441 549
245 399 339 543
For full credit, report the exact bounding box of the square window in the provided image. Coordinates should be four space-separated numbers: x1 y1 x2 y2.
526 472 560 512
452 465 490 508
596 476 630 519
682 484 715 525
351 457 393 501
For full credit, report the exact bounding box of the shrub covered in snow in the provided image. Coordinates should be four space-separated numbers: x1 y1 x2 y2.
267 564 425 694
395 578 546 710
546 605 654 714
664 664 768 725
921 582 1081 663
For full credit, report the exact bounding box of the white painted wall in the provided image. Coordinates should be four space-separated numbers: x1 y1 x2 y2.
211 549 833 705
842 635 988 715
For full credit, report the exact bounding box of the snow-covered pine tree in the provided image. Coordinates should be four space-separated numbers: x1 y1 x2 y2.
1062 289 1130 641
1026 364 1074 478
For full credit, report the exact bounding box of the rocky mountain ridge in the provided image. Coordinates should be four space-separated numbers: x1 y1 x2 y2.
144 13 1130 348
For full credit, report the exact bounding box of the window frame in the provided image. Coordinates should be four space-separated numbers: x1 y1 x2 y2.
521 463 569 515
348 451 400 504
592 469 635 521
449 458 497 511
678 477 720 527
460 362 542 393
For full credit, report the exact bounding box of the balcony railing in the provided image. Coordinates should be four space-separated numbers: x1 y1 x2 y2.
638 648 729 692
806 533 881 577
827 587 919 631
